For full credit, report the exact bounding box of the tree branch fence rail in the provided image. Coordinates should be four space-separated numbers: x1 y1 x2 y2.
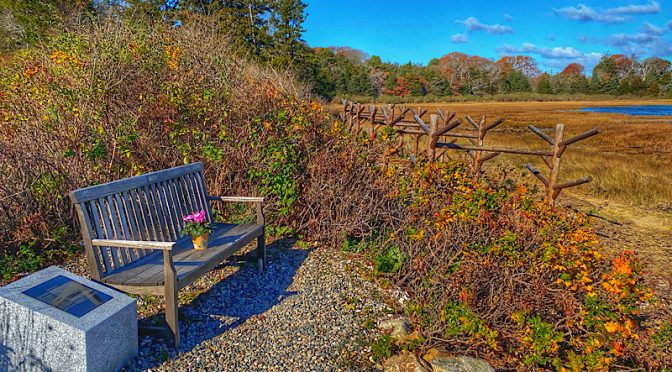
340 100 600 207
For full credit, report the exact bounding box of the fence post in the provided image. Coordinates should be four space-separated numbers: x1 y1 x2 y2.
354 103 361 133
427 114 439 161
547 124 565 206
369 105 378 138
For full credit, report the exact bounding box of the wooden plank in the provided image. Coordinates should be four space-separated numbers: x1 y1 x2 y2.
526 164 549 187
185 173 204 214
174 177 192 224
106 195 130 266
157 181 179 241
554 176 592 190
214 196 265 203
101 223 262 287
74 202 103 280
148 183 170 241
436 143 554 156
139 186 159 242
91 239 175 250
164 249 180 347
102 251 163 286
559 128 600 147
88 200 111 274
127 189 149 257
115 193 139 262
70 163 203 203
547 124 565 205
528 125 555 145
176 224 263 288
161 180 181 238
98 197 122 270
147 162 203 184
196 171 214 221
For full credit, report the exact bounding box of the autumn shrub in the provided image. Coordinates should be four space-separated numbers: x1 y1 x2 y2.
342 160 672 370
0 15 318 278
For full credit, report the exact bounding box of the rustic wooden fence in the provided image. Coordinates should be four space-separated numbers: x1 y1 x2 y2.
340 100 600 207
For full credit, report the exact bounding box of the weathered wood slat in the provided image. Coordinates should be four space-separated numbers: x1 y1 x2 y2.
114 193 137 262
98 197 122 270
139 186 158 242
70 163 204 203
75 202 103 280
181 175 199 215
88 200 111 273
107 195 130 267
160 180 181 238
101 223 262 287
126 189 149 257
147 183 169 241
172 178 189 228
195 171 213 222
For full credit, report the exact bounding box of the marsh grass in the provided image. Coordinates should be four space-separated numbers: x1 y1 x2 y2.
334 100 672 212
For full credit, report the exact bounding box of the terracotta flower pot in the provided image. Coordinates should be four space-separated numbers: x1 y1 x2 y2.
192 232 209 250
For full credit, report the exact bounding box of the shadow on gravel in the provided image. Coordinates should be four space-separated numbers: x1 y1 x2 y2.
135 237 312 365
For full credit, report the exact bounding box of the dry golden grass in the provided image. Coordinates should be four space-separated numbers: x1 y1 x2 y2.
332 99 672 231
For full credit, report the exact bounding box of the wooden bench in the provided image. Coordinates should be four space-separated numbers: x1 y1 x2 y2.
69 162 265 347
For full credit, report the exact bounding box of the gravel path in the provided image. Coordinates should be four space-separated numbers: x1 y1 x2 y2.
85 238 388 371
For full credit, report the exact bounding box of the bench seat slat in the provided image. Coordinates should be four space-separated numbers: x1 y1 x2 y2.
100 223 262 287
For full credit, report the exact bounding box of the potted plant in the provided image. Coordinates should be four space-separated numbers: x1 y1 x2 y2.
181 210 212 250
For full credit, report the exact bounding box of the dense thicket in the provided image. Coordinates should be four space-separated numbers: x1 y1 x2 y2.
0 15 314 277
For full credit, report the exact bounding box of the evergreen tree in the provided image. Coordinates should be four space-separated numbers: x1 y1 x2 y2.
536 73 553 94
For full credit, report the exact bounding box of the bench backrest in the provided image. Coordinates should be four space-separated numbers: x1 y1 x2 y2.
70 162 213 280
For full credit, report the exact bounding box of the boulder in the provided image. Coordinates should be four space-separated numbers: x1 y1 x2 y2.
378 317 412 341
430 355 494 372
383 352 428 372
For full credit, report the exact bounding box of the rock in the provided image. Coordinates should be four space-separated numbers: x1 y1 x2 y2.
383 352 428 372
430 355 494 372
421 347 443 363
379 317 412 340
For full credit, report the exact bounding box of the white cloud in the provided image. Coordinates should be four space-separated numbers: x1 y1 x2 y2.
451 33 469 43
503 13 513 22
596 22 672 56
497 43 604 72
554 1 660 24
457 17 513 35
642 21 664 35
609 1 660 15
500 43 584 59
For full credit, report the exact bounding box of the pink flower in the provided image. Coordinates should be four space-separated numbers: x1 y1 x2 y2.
193 210 206 223
183 210 206 224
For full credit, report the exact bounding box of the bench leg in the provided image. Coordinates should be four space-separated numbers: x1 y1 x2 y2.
164 251 180 348
165 283 180 348
257 230 266 272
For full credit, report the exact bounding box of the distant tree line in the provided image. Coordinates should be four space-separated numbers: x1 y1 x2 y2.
303 49 672 100
2 0 672 100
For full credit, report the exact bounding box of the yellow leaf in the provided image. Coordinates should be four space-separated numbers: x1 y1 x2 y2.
604 321 619 333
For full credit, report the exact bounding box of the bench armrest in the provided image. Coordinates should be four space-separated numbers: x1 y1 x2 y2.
207 195 265 225
91 239 175 251
207 196 265 203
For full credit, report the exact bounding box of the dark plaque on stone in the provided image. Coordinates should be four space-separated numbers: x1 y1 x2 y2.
22 274 113 317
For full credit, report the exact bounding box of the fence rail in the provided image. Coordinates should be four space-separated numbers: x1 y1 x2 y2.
340 100 600 207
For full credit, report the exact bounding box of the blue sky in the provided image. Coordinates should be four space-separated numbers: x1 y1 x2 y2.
302 0 672 73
